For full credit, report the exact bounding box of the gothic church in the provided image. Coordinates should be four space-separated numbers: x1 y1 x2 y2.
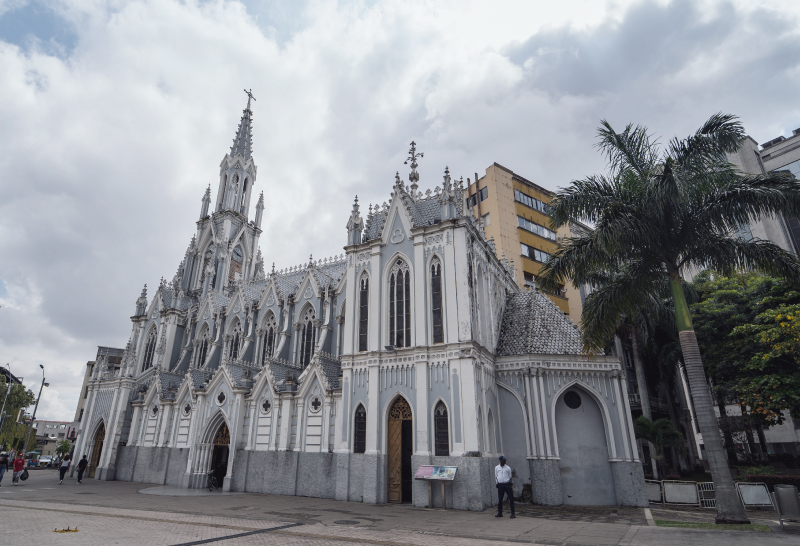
74 96 647 509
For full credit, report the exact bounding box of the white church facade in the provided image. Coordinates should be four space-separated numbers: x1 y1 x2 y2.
73 96 647 509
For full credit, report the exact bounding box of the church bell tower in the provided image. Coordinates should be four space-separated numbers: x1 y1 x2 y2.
215 90 258 218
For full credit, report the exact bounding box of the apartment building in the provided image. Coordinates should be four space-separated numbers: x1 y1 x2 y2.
465 163 587 320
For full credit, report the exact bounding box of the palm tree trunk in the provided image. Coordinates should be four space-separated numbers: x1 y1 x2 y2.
630 328 658 478
669 275 749 524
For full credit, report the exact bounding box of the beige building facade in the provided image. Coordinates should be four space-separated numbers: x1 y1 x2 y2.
465 163 587 320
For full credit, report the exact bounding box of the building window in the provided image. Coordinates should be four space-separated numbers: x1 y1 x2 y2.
142 328 157 371
520 242 551 264
228 322 242 360
466 195 476 209
358 276 369 352
78 409 84 422
478 187 488 202
431 260 444 344
434 402 449 456
354 404 366 454
300 308 316 367
481 213 490 226
517 215 556 240
197 330 210 367
388 259 411 348
83 386 88 399
229 245 244 283
514 189 549 213
262 316 277 363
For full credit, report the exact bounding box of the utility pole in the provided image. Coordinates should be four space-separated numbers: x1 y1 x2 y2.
22 365 48 454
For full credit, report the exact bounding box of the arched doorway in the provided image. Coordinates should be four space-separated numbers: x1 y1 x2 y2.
210 422 230 485
555 387 617 505
387 397 412 503
88 422 105 478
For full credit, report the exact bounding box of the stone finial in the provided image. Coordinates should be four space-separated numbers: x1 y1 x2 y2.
404 141 423 194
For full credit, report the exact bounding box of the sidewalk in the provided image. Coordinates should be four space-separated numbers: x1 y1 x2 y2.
0 469 797 546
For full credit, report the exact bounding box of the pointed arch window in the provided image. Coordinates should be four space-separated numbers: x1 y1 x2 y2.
353 404 367 454
388 259 411 348
142 328 157 371
197 328 210 367
300 308 316 368
434 401 449 456
431 258 444 344
200 249 214 289
229 245 244 283
261 315 277 363
228 322 242 360
358 275 369 352
240 178 248 214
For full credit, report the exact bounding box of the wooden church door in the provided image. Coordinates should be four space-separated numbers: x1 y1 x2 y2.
387 397 412 503
88 422 105 478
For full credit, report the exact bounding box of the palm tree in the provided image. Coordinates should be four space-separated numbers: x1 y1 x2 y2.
540 113 800 523
634 416 687 475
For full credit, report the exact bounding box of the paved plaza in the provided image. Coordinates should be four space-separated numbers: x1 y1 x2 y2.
0 469 798 546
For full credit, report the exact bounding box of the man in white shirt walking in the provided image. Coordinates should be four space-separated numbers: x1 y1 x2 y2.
494 456 515 518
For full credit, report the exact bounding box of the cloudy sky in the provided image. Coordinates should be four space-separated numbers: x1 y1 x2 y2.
1 0 799 421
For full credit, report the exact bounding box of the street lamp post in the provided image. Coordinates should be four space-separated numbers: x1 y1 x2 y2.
22 365 48 455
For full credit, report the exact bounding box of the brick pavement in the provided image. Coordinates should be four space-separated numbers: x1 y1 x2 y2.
1 469 799 546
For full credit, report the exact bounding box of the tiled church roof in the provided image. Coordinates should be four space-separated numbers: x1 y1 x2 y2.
496 290 582 355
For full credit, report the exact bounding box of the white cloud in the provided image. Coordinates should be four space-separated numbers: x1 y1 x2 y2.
0 0 799 420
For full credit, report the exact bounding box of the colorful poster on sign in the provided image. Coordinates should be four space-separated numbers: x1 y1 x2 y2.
414 465 457 480
432 466 457 480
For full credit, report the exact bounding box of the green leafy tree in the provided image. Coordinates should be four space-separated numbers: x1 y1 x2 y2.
691 271 800 460
55 439 73 458
733 303 800 421
540 113 800 523
0 377 36 452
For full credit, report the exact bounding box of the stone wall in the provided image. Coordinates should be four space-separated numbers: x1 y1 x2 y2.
114 445 189 487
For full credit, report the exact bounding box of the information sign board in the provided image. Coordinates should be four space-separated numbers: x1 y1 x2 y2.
414 465 457 481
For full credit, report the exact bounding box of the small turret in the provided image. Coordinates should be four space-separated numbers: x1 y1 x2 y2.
439 166 457 221
200 185 211 219
254 191 264 229
135 285 148 316
346 195 364 246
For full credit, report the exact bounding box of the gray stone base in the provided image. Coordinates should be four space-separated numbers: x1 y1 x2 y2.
530 458 563 505
114 445 189 487
96 467 116 481
611 461 648 507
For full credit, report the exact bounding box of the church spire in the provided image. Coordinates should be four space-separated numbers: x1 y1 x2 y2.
230 89 255 160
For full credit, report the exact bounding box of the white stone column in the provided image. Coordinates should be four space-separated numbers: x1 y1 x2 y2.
414 361 430 455
278 395 292 450
365 363 380 454
321 397 332 452
157 403 173 447
523 370 536 457
619 372 639 462
538 371 553 458
335 368 351 452
368 249 381 351
128 404 143 448
457 358 480 453
296 400 306 451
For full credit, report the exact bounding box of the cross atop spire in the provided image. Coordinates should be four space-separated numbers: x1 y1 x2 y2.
244 88 256 109
404 141 423 192
230 91 255 160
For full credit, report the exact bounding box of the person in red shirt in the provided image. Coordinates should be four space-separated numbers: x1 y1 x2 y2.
12 454 25 485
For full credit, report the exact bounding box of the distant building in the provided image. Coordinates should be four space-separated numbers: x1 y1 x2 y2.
32 420 76 458
464 163 590 321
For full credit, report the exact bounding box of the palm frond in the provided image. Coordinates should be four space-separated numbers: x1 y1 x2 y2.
682 236 800 283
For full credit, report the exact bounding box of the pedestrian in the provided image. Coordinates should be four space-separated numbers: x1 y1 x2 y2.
495 455 515 518
0 452 8 486
59 453 71 484
76 455 88 484
12 453 25 485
